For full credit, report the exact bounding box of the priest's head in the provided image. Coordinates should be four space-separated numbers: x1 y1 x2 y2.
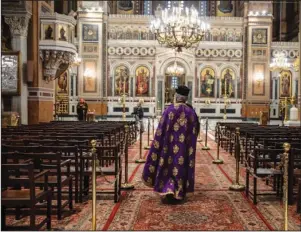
175 85 190 103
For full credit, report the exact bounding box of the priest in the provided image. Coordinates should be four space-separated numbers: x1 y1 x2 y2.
142 85 199 204
77 98 88 121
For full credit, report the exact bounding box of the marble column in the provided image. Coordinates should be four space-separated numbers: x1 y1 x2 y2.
4 13 32 124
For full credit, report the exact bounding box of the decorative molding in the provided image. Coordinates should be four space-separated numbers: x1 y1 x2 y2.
108 47 156 56
195 48 243 59
40 50 75 81
4 14 31 37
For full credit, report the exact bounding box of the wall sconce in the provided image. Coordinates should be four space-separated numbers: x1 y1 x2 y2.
73 54 82 66
255 72 264 87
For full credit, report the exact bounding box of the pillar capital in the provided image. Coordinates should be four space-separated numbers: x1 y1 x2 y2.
4 13 31 38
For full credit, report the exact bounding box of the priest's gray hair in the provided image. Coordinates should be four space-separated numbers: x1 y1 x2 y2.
175 93 188 102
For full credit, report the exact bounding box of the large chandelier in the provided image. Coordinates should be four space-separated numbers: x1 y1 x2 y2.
151 3 210 52
270 52 291 71
166 61 184 76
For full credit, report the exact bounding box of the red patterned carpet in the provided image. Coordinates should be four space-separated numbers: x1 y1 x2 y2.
5 133 301 230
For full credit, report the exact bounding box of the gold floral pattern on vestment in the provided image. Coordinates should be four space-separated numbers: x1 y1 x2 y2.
168 156 172 164
163 146 168 153
172 167 178 176
168 112 174 121
189 160 194 168
151 152 158 161
154 140 159 149
159 157 164 166
173 144 179 154
178 156 184 165
179 133 185 143
156 129 162 136
173 123 179 132
189 147 193 156
169 135 174 142
149 165 155 173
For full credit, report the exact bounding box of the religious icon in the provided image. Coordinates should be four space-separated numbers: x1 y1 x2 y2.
57 72 68 94
44 25 53 40
252 28 267 45
118 1 133 11
59 26 67 41
136 66 149 96
218 0 233 13
82 24 98 42
279 70 292 98
115 65 129 96
83 61 97 93
221 68 235 98
200 68 215 97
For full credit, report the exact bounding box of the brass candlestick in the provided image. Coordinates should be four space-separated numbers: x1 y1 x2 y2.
121 125 135 190
229 128 245 191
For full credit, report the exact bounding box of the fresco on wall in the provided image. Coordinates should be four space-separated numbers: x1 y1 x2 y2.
115 65 129 96
252 64 265 96
83 61 97 93
200 68 215 97
57 72 68 94
279 70 292 98
221 68 235 98
135 66 149 96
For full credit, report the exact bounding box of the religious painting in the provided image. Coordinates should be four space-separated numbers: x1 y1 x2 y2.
200 68 215 97
1 51 21 96
114 65 129 96
57 71 68 94
252 64 265 96
58 25 67 41
83 60 97 93
221 68 235 98
135 66 150 96
82 24 98 42
279 70 292 98
43 24 54 40
252 28 267 45
217 1 234 17
117 1 134 14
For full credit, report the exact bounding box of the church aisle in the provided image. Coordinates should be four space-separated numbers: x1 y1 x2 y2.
5 133 300 230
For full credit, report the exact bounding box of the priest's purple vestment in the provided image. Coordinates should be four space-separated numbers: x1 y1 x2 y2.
142 103 198 199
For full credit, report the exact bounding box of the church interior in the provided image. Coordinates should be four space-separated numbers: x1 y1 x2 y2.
1 0 301 230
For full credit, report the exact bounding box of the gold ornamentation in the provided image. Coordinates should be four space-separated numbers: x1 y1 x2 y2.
173 144 179 154
178 178 183 188
169 135 174 142
174 104 179 110
170 179 175 184
163 146 168 153
180 112 186 119
168 112 174 120
154 140 159 149
163 168 168 176
172 167 178 176
173 123 180 131
159 157 164 166
189 160 194 168
151 152 158 161
193 127 196 134
149 165 155 173
179 133 185 143
178 156 184 165
156 129 162 136
160 117 164 125
178 118 187 126
168 156 173 164
166 124 170 132
189 147 193 156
